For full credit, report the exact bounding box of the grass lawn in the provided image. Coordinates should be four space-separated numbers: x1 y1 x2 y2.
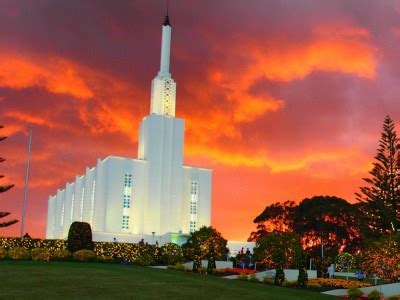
0 261 335 299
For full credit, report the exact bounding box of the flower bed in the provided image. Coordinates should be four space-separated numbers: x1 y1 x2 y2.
308 278 371 289
214 268 257 276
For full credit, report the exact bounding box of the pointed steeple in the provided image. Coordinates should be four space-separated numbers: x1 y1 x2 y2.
163 15 170 26
159 15 171 76
150 15 176 117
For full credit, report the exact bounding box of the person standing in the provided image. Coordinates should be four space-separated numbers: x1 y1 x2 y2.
327 264 335 278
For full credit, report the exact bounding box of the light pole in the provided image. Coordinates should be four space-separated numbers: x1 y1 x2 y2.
20 126 33 237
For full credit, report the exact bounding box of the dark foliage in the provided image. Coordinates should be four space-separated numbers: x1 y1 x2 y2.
250 196 367 258
0 126 18 228
294 196 368 257
356 115 400 234
249 200 296 241
67 222 94 253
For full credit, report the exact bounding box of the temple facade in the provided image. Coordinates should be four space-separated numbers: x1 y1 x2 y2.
45 15 212 244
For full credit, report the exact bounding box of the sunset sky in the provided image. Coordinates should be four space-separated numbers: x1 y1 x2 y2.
1 0 400 241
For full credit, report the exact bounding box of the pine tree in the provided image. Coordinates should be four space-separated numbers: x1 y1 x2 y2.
0 126 19 228
356 116 400 233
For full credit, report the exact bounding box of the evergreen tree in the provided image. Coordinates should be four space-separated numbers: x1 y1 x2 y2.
0 126 18 228
356 116 400 233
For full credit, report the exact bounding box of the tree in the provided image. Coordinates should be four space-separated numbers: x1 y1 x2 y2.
182 226 227 273
295 244 308 287
67 222 94 252
294 196 367 258
0 126 18 228
253 232 301 285
248 200 296 241
360 233 400 282
356 116 400 234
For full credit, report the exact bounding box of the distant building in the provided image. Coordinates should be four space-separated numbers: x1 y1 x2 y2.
45 15 212 244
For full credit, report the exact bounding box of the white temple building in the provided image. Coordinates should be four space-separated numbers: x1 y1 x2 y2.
45 15 212 244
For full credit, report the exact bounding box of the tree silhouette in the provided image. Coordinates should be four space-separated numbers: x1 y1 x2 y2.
0 126 18 228
356 116 400 234
248 200 296 241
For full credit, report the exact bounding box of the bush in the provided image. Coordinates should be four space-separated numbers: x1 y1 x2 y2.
31 248 51 262
367 289 382 300
67 222 94 253
237 274 248 281
263 277 274 285
387 296 400 300
249 274 259 282
72 249 96 262
297 267 308 288
347 287 364 300
160 243 183 265
8 247 30 260
51 249 72 261
308 278 371 289
134 252 155 266
0 247 7 260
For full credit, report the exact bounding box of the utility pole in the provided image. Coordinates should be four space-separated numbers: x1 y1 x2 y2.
20 126 33 237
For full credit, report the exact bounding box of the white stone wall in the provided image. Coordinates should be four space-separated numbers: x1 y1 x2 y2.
138 114 184 235
182 166 212 234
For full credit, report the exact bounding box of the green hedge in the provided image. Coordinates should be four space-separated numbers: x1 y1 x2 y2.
0 237 185 266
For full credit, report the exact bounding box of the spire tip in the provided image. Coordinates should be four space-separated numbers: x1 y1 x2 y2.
163 15 170 26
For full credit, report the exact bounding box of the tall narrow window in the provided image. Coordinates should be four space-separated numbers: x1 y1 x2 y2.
122 215 130 229
61 199 65 227
122 174 132 230
70 194 75 222
90 180 96 224
80 187 85 221
189 181 198 233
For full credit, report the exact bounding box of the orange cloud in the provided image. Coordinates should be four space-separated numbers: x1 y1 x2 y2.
0 52 94 99
4 111 53 127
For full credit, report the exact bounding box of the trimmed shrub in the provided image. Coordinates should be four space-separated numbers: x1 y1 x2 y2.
348 287 364 300
31 248 51 262
274 267 285 286
51 249 72 261
67 222 94 253
0 247 7 260
160 243 183 265
73 249 96 262
8 247 30 260
237 274 248 281
368 289 382 300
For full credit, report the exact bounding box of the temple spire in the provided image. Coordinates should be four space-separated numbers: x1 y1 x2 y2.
150 14 176 116
159 14 171 76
